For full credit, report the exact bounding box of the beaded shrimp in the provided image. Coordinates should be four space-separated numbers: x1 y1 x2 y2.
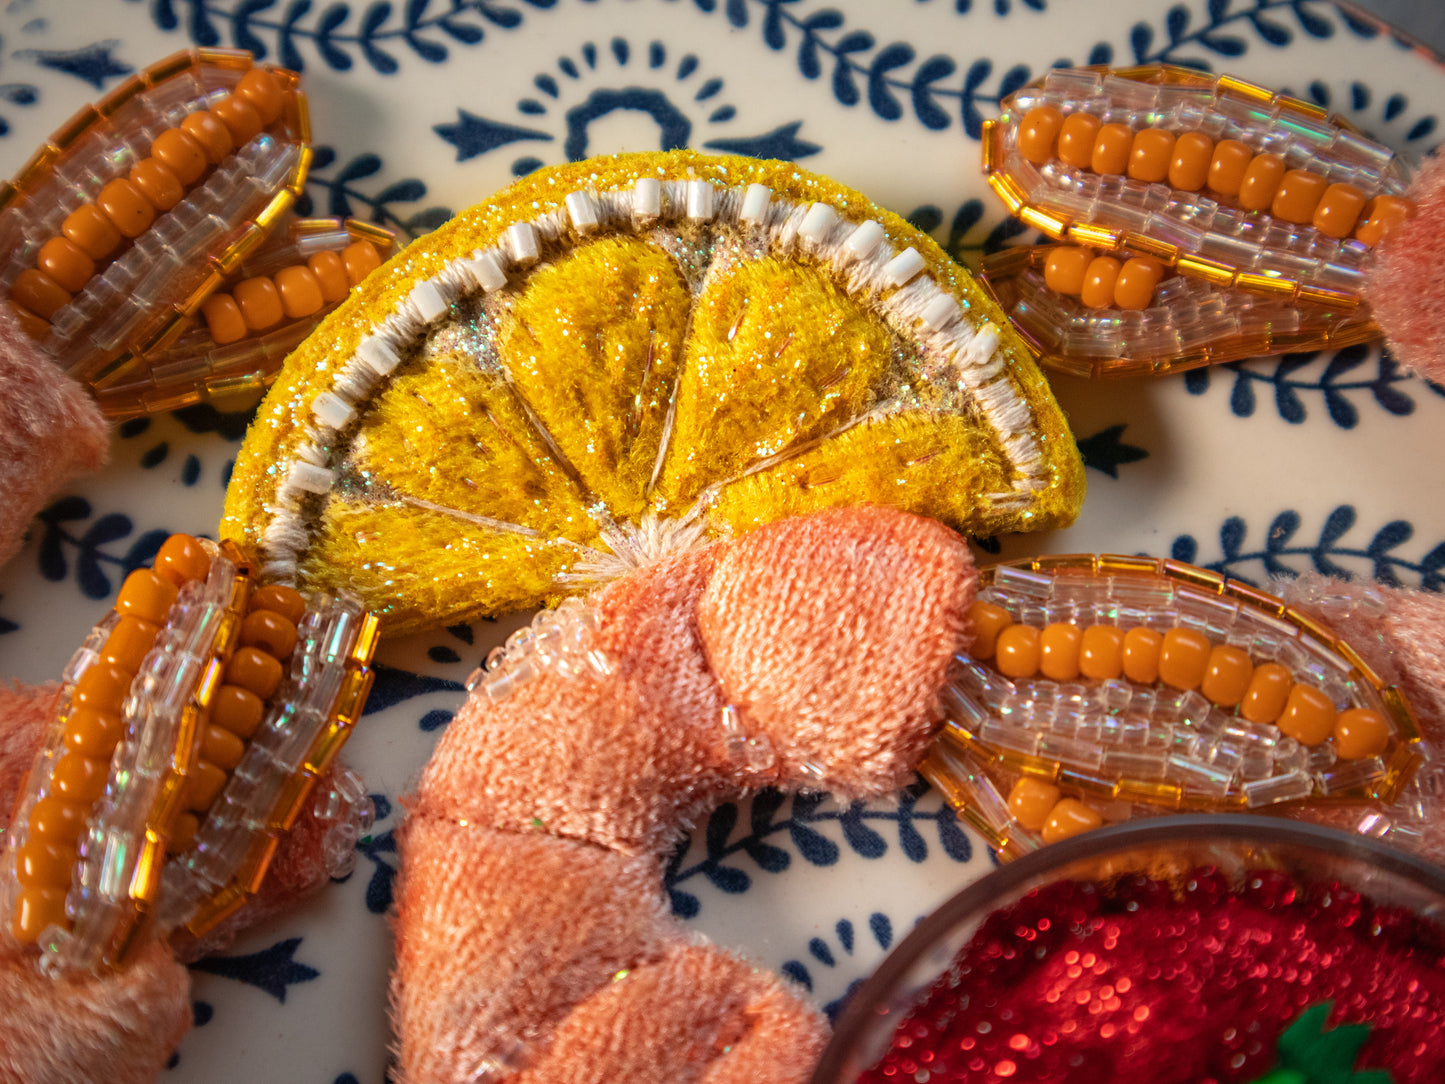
391 504 977 1083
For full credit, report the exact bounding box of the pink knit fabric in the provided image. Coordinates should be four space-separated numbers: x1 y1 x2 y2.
1364 151 1445 383
0 307 108 570
394 506 976 1084
0 682 55 820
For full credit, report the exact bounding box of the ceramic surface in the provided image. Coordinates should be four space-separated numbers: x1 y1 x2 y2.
0 2 1441 1081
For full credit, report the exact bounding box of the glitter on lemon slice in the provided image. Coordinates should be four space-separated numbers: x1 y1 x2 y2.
223 151 1086 635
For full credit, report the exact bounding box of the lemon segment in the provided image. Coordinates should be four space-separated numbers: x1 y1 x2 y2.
707 412 1011 536
656 255 894 512
497 237 690 521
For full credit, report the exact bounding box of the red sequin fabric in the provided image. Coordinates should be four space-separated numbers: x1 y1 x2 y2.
859 870 1445 1083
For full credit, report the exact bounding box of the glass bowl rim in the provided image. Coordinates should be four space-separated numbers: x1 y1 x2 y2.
812 814 1445 1083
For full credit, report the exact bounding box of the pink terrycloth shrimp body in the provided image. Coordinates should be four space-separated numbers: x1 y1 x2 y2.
392 506 977 1084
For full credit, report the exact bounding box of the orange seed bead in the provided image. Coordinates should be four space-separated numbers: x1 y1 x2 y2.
1355 194 1413 247
1271 169 1328 225
1008 777 1062 832
153 533 211 587
1128 128 1176 184
1112 256 1165 310
967 601 1013 660
51 753 108 804
1090 123 1134 175
1238 153 1287 212
63 707 125 758
13 887 68 941
99 614 161 672
202 293 248 344
240 608 299 659
225 646 283 699
232 276 284 331
1018 105 1065 164
1207 139 1254 197
212 685 266 739
201 725 247 771
307 250 350 303
116 567 179 624
1277 684 1336 746
1121 627 1162 684
1042 798 1103 845
275 264 325 319
249 583 308 624
36 235 95 293
1080 255 1122 309
235 69 287 125
16 840 73 888
10 269 71 320
29 796 87 844
1200 645 1254 708
1241 663 1293 725
342 240 382 285
1312 182 1367 239
180 110 234 164
1333 707 1391 760
96 178 156 239
211 94 263 145
61 204 123 260
995 624 1042 679
1039 622 1083 681
1078 625 1126 681
1168 131 1214 192
170 812 200 854
72 661 133 713
1158 628 1212 690
1057 113 1103 170
150 127 208 186
1043 246 1093 296
128 158 185 212
184 760 229 811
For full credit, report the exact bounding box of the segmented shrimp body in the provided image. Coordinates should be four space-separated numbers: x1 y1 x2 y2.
391 506 976 1083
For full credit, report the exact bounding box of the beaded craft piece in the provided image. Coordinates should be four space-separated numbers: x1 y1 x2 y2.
0 533 379 972
979 65 1411 377
0 49 314 408
221 150 1087 634
919 555 1425 860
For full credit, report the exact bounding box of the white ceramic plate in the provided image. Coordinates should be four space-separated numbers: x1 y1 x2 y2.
0 2 1442 1081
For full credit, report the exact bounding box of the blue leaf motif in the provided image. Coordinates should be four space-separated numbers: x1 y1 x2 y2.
866 43 914 121
1367 521 1412 586
1248 11 1292 46
830 31 874 106
1420 543 1445 593
234 0 278 57
790 795 841 866
840 804 887 858
1172 534 1199 565
1130 21 1154 63
1229 369 1256 416
911 56 956 130
936 808 972 862
1295 3 1334 38
795 10 843 76
1166 4 1189 44
316 5 353 69
1220 515 1247 563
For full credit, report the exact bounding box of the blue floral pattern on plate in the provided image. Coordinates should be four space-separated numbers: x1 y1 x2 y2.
0 1 1443 1080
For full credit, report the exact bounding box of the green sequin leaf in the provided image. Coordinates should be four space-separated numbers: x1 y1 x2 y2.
1248 1002 1394 1084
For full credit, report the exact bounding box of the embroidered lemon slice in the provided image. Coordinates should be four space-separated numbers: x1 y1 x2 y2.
222 151 1086 635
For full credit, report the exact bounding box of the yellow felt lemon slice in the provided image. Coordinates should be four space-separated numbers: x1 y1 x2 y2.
223 151 1086 635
